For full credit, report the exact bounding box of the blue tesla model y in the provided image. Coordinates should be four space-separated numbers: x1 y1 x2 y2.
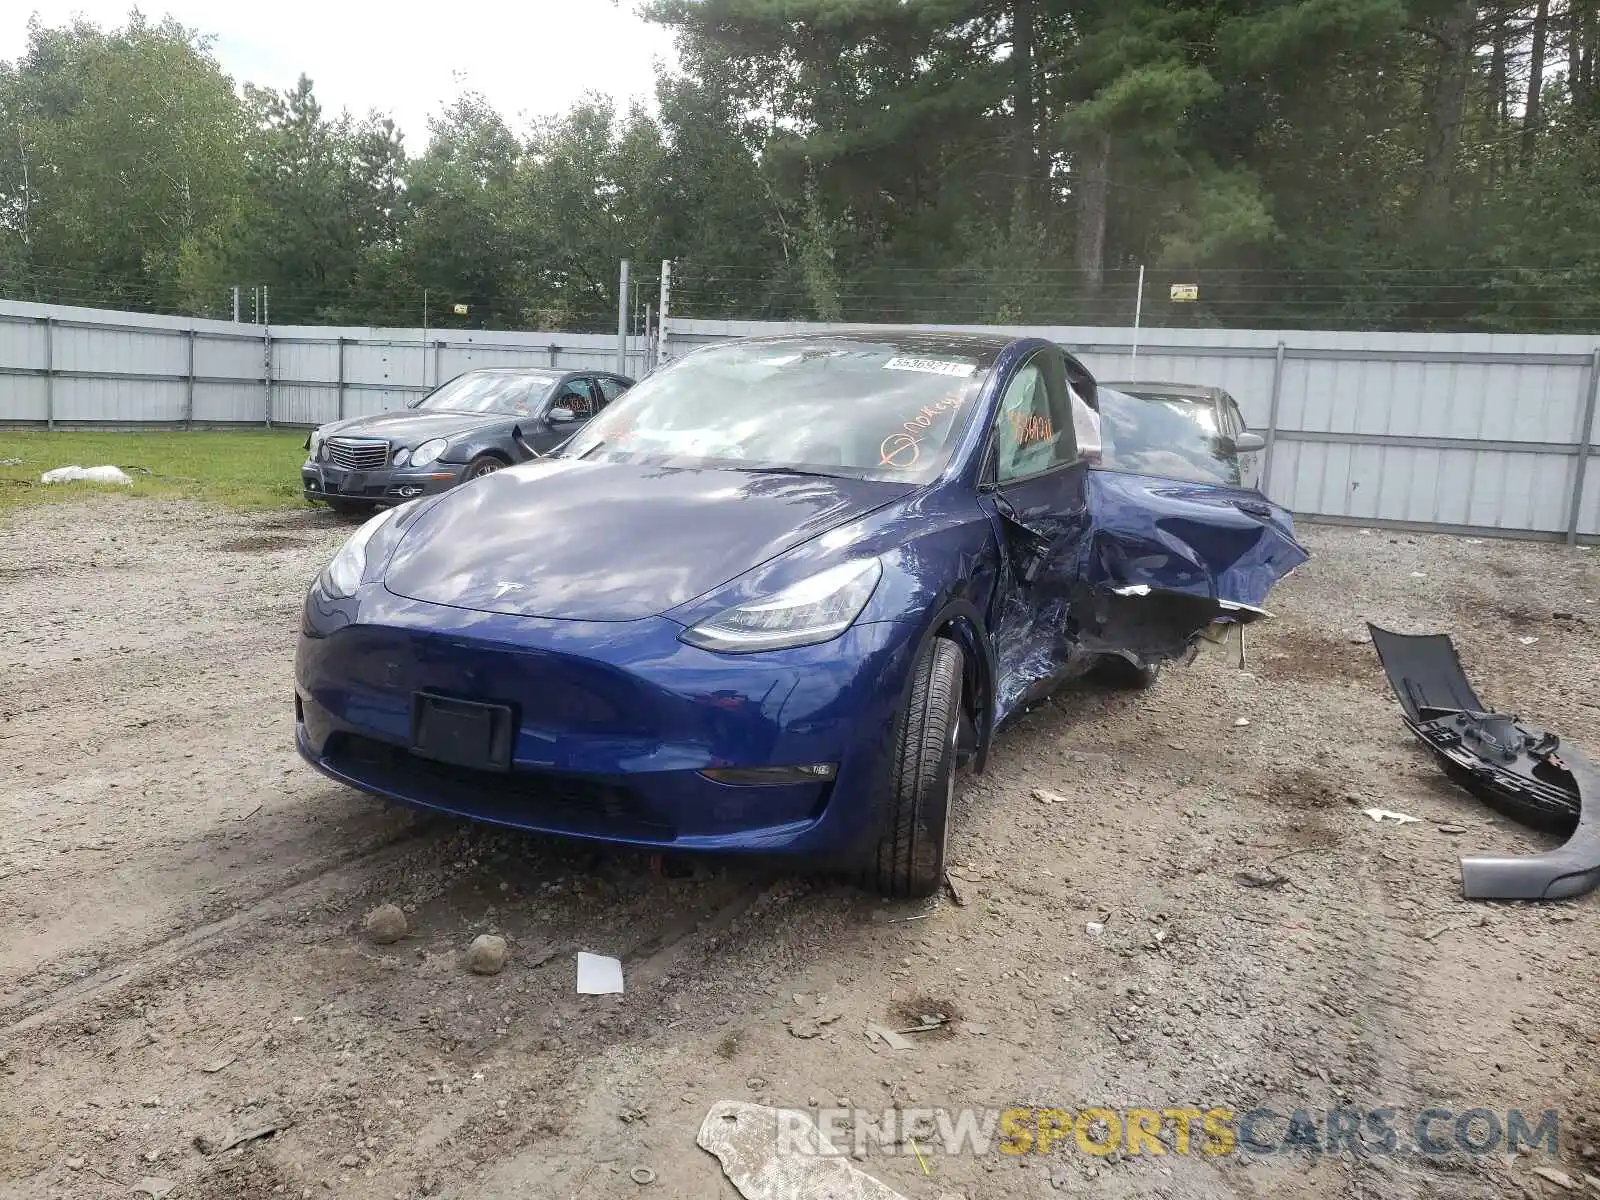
295 332 1306 896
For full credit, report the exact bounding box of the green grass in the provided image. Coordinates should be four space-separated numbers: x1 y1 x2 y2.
0 429 312 512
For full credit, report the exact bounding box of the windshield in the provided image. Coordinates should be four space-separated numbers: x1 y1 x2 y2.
415 372 556 416
1097 388 1239 486
559 338 990 482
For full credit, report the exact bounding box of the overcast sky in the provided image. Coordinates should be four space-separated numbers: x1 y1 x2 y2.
2 1 680 146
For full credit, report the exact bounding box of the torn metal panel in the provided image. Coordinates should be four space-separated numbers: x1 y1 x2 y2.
989 588 1095 718
1070 583 1271 662
1368 624 1597 901
985 469 1304 723
1079 470 1308 607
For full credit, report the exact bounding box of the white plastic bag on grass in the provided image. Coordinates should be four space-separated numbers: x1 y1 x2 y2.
40 465 133 485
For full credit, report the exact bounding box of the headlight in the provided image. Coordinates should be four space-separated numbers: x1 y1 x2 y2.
320 505 407 599
411 438 448 467
392 446 411 467
308 429 323 460
679 559 882 653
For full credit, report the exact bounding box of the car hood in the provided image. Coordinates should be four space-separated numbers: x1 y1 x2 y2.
383 459 913 621
319 409 510 444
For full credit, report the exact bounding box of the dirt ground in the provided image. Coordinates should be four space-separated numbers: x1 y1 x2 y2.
1 498 1597 1200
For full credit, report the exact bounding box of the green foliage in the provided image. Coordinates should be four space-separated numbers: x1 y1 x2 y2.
1 1 1599 333
228 75 406 323
0 13 245 311
1156 165 1278 266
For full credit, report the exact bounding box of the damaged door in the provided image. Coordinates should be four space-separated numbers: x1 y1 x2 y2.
977 346 1094 718
980 354 1309 723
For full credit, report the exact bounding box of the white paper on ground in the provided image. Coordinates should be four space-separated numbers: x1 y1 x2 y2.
1362 808 1421 825
576 952 624 995
40 464 133 485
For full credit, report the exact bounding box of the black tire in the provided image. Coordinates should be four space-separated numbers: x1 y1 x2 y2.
1093 653 1161 690
326 498 372 519
464 453 506 480
868 636 964 899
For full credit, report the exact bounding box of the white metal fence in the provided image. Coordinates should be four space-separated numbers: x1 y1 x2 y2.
669 319 1600 544
0 298 650 429
2 299 1596 543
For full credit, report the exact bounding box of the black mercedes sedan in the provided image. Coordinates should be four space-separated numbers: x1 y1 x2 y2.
302 367 633 514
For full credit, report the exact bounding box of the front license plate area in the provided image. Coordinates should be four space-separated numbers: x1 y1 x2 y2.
411 693 513 771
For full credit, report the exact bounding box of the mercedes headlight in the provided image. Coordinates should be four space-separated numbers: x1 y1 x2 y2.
679 559 882 653
308 428 324 461
392 446 411 467
411 438 448 467
320 505 408 599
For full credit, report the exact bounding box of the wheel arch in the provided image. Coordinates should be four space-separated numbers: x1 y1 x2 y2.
905 597 998 774
464 444 514 467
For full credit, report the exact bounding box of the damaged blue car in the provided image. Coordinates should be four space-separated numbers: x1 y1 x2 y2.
295 332 1306 896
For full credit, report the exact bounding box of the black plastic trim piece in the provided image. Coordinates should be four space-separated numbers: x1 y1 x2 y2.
1368 624 1597 901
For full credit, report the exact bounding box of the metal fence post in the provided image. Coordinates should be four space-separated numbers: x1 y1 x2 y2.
1568 347 1600 545
261 286 273 427
43 316 54 430
185 328 196 429
433 339 443 390
337 337 347 420
1260 340 1287 497
548 345 559 368
657 259 672 365
617 259 630 375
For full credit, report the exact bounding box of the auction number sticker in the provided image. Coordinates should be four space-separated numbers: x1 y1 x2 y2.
882 356 977 378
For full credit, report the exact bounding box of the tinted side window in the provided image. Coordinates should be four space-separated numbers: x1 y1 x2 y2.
994 351 1074 482
597 377 628 405
555 377 596 419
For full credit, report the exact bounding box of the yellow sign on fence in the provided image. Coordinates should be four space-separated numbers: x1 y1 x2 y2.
452 303 469 316
1170 283 1199 302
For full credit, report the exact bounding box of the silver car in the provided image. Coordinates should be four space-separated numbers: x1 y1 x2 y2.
1096 381 1266 490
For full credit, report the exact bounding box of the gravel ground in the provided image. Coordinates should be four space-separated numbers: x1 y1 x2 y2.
0 498 1597 1200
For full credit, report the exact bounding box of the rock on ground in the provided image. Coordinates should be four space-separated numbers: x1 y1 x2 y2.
362 903 408 945
468 934 507 975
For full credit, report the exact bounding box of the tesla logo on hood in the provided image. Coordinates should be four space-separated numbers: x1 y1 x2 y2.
492 581 524 599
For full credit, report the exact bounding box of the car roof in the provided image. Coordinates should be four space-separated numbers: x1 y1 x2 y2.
456 366 575 379
1101 381 1225 400
729 328 1020 368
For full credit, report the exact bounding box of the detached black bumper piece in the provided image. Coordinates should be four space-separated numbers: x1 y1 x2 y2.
1368 624 1598 901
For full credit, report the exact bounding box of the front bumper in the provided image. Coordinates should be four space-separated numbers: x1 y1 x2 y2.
294 585 920 861
302 460 464 505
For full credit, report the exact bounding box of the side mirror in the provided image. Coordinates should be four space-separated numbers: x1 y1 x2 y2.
548 406 578 424
1233 432 1266 453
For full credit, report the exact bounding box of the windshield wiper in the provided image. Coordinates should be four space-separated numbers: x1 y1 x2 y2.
727 464 842 479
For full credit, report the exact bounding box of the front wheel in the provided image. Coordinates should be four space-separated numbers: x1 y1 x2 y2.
464 454 506 480
867 636 964 899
